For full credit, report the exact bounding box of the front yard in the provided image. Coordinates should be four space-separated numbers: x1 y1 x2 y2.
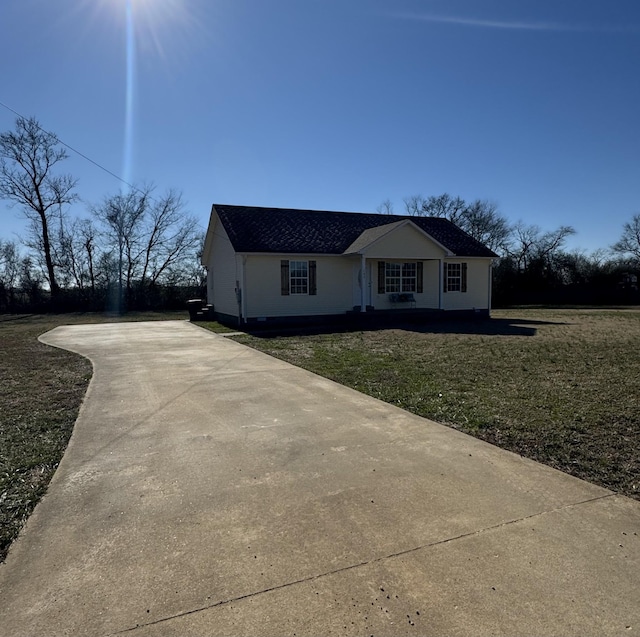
230 308 640 500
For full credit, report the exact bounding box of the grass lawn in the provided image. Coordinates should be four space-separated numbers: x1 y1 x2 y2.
0 311 239 563
230 308 640 501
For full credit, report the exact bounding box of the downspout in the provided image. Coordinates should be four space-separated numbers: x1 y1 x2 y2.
360 254 366 312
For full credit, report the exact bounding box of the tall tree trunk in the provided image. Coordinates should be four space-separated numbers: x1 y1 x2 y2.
39 211 60 300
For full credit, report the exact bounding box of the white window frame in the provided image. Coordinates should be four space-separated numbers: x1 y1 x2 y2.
289 260 309 295
385 262 416 293
447 263 462 292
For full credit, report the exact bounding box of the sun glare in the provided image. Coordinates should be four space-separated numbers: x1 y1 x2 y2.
129 0 183 59
65 0 214 187
77 0 209 63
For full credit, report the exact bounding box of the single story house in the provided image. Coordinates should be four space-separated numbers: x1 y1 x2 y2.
201 204 498 325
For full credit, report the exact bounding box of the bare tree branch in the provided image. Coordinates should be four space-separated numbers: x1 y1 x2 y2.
612 213 640 262
0 117 78 297
93 185 200 309
376 199 394 215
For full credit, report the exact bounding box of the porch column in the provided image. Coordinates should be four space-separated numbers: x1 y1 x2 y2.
438 259 443 309
360 254 366 312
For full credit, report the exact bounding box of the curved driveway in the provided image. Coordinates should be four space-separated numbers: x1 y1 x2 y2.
1 320 639 636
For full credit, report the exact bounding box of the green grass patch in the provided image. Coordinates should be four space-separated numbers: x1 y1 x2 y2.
0 311 188 563
231 309 640 500
192 320 239 334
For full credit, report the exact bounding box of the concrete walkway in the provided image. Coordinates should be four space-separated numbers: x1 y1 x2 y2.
1 321 638 636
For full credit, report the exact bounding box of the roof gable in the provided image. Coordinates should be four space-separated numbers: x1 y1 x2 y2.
344 219 451 257
343 221 406 254
211 204 497 258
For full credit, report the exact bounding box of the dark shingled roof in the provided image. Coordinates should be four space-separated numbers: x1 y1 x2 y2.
213 204 497 258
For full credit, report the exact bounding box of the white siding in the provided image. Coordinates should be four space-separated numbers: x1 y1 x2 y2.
244 255 355 318
207 222 240 317
442 259 492 310
363 224 446 260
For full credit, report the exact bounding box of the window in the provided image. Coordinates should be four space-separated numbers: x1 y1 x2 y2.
280 260 317 295
384 262 416 293
385 262 401 292
401 262 416 292
446 263 461 292
289 260 308 295
444 262 467 293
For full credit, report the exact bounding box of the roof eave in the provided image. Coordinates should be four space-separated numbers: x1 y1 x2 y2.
201 204 219 264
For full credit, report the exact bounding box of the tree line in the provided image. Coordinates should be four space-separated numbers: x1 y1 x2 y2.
0 117 204 313
1 116 639 313
378 194 640 306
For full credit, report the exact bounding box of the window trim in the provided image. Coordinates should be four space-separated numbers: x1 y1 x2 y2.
289 259 309 295
280 259 317 296
447 262 462 292
378 261 422 294
443 262 468 293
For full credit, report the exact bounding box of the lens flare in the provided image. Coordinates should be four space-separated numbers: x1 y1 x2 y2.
68 0 213 189
123 0 136 189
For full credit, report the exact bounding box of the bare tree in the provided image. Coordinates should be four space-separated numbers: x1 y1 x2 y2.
0 239 21 288
56 217 101 292
459 199 511 253
420 193 467 224
415 193 511 254
138 189 199 285
536 225 576 261
0 239 21 310
508 222 540 271
96 188 148 307
0 117 78 299
507 222 575 270
376 199 394 215
611 213 640 263
403 195 426 216
94 186 200 309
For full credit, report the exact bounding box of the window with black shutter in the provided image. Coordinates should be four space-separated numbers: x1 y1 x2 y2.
282 260 315 295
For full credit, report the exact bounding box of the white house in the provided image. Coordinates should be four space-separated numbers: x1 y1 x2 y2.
201 204 497 325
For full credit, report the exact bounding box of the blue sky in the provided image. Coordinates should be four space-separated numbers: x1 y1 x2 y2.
1 0 639 253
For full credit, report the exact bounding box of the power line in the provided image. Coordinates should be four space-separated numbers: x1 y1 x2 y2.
0 99 141 195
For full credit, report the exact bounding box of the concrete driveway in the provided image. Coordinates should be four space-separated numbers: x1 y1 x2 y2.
0 320 638 636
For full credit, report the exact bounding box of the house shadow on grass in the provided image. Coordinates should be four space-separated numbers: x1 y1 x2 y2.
244 315 568 339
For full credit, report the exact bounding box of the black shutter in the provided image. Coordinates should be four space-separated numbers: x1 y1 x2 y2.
416 262 423 293
378 261 385 294
461 262 468 293
443 263 448 293
281 260 289 295
309 260 317 295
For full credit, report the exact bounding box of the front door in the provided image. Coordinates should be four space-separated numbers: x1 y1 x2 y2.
351 260 372 310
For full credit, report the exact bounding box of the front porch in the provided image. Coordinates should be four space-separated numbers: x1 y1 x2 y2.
352 256 443 313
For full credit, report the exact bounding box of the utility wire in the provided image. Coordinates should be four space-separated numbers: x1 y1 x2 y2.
0 99 142 196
